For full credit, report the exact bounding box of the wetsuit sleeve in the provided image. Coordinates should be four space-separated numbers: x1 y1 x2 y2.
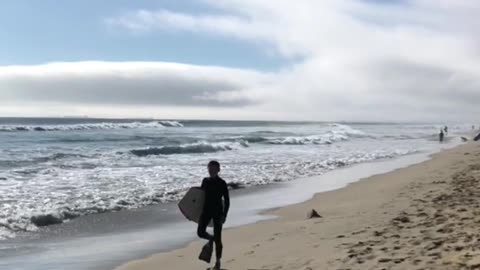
200 178 206 189
223 182 230 217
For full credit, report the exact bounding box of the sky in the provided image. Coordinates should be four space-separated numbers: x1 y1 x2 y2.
1 0 479 122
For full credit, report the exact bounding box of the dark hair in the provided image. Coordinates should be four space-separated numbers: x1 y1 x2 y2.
208 160 220 168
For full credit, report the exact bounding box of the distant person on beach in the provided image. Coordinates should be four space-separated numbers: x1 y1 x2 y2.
444 126 448 134
197 160 230 269
439 129 444 142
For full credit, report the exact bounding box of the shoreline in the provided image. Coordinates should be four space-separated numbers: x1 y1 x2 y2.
0 139 463 270
0 152 434 270
114 141 472 270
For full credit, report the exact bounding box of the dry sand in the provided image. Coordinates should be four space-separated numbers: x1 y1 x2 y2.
115 142 480 270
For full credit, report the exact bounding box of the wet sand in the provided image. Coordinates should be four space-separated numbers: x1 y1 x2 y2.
116 142 479 270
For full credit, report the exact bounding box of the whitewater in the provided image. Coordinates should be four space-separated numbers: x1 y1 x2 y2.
0 118 468 241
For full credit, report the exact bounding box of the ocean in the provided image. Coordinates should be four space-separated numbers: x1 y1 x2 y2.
0 118 468 242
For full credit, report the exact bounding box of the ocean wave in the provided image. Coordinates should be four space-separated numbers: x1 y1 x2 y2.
330 123 367 135
223 136 269 143
0 121 183 132
39 153 89 162
235 148 419 187
0 146 420 241
266 134 343 145
0 153 91 169
241 136 270 143
159 120 184 127
221 124 367 145
130 141 249 156
266 127 365 145
381 133 451 141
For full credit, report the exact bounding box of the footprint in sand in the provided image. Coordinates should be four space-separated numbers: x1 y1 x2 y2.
352 229 366 235
413 259 422 265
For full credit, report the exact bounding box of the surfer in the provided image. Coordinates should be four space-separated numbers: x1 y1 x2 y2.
197 160 230 269
439 129 444 142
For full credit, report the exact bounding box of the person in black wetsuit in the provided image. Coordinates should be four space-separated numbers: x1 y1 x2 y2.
197 160 230 269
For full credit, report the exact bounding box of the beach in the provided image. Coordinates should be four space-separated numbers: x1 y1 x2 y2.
3 1 480 268
0 119 472 270
116 141 480 270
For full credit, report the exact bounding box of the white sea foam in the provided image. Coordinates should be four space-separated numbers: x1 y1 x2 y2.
0 121 174 132
266 124 366 145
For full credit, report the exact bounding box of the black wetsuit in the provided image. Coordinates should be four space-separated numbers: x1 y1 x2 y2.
197 176 230 260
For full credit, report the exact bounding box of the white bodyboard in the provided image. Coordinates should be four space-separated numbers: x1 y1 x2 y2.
178 187 212 227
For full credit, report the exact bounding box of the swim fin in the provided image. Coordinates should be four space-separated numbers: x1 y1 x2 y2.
199 241 213 263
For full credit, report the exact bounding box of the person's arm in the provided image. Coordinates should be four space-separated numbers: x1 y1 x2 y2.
200 178 206 189
223 182 230 219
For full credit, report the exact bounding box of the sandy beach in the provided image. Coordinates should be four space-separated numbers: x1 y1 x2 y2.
4 1 480 269
115 141 480 270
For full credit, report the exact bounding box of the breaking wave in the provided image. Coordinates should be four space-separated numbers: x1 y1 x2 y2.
266 134 347 145
0 121 183 132
130 141 249 156
241 124 367 145
159 120 184 127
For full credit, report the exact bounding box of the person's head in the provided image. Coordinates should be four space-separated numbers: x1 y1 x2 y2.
208 160 221 177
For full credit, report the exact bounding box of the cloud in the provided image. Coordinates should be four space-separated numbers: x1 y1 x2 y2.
104 0 480 122
105 9 256 38
0 61 270 108
3 0 480 121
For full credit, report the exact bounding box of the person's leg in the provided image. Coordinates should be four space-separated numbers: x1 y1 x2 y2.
197 213 214 241
213 216 223 266
198 213 215 263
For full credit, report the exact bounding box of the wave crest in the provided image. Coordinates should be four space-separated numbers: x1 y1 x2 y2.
266 125 366 145
0 121 184 132
130 141 248 156
159 120 184 127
